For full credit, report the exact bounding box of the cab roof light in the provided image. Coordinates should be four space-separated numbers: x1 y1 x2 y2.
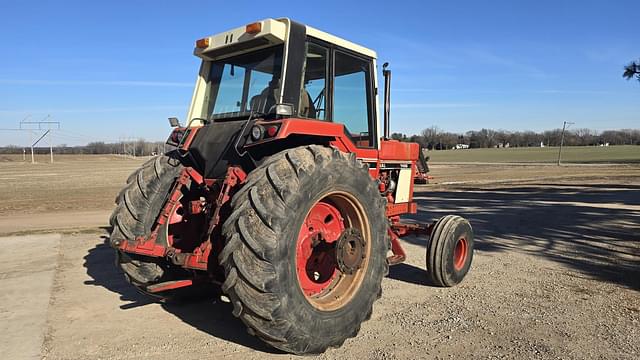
245 22 262 34
195 37 210 49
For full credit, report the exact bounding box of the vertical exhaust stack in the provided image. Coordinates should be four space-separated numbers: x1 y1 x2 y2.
382 62 391 140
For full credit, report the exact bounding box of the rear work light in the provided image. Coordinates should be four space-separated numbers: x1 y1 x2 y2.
195 38 210 48
249 124 279 143
250 125 264 141
245 22 262 34
167 128 186 146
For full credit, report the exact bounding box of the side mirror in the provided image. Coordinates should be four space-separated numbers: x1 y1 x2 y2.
168 117 181 127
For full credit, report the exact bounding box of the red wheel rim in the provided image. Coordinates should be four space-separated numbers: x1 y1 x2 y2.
296 201 344 297
166 193 205 252
295 192 371 311
453 238 468 271
167 202 185 246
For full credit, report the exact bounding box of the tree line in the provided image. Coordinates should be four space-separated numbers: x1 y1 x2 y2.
391 127 640 150
1 128 638 154
0 139 170 156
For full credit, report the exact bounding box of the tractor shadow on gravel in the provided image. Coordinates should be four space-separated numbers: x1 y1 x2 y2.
83 232 155 309
83 230 278 353
406 183 640 291
387 263 434 286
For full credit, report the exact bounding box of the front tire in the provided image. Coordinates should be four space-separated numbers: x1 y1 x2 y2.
220 145 389 354
426 215 474 287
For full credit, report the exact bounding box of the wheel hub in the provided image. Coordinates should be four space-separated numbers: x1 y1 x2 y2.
296 201 344 296
295 192 372 311
336 228 365 275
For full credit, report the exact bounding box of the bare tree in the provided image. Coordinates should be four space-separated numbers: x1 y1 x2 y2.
573 128 597 146
623 59 640 82
420 126 440 145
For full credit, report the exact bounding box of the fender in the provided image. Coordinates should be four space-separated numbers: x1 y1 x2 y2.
244 117 419 217
246 118 420 164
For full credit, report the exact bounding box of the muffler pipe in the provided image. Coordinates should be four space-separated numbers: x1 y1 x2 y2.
382 62 391 140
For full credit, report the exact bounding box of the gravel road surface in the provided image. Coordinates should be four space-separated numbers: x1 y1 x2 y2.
28 181 639 359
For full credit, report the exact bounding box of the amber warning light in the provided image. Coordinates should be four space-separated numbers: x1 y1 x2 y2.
246 22 262 34
195 38 210 49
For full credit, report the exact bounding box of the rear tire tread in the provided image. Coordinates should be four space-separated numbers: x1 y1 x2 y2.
109 154 190 300
220 145 387 354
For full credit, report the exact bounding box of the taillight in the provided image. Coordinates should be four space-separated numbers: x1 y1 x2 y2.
266 125 279 137
247 123 280 144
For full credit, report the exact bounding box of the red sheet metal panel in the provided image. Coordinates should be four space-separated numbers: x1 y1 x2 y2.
379 139 419 161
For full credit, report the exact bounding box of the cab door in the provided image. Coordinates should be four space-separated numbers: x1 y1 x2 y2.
300 39 378 150
331 50 377 149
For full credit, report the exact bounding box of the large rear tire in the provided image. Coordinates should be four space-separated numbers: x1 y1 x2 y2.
109 154 209 301
220 145 389 354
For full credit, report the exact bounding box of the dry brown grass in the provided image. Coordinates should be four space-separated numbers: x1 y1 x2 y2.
0 155 145 216
1 154 638 216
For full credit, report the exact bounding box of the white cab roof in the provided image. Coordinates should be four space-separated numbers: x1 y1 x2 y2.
195 18 377 60
303 23 377 59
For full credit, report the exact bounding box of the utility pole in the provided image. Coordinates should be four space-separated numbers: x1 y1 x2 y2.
557 121 575 166
30 130 35 164
31 130 51 163
29 131 36 164
49 129 54 163
20 115 60 164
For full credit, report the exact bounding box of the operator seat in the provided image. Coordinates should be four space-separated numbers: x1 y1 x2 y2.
250 79 317 118
250 85 279 114
299 88 316 119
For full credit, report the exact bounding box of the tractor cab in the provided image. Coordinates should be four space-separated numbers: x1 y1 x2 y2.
187 18 379 149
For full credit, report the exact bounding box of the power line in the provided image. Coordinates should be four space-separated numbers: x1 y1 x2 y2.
0 116 61 163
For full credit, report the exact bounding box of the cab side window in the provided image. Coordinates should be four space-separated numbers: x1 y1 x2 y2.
333 51 374 147
300 43 328 120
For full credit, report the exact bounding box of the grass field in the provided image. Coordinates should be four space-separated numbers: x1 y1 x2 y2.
427 145 640 163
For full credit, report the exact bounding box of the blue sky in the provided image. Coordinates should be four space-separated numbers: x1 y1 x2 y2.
0 0 638 146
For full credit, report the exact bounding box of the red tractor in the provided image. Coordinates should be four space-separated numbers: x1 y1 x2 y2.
109 18 473 355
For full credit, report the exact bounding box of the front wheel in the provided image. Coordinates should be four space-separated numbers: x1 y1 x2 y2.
220 145 389 354
426 215 474 287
